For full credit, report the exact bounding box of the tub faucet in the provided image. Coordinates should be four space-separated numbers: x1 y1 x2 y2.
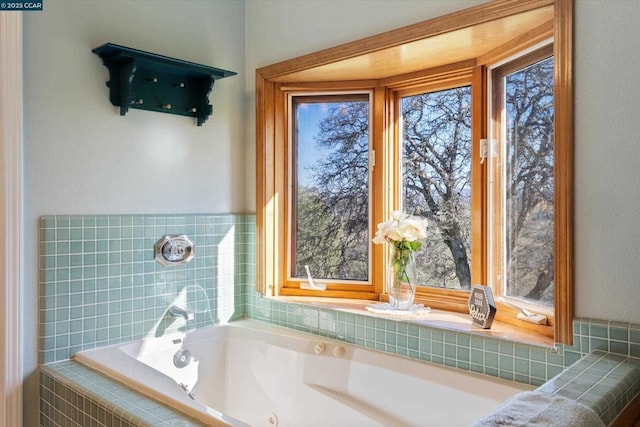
168 304 194 321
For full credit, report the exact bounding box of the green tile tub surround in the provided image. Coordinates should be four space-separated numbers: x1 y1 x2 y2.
38 214 254 364
40 361 204 427
246 288 640 388
39 213 640 398
37 213 640 427
537 350 640 425
40 353 638 427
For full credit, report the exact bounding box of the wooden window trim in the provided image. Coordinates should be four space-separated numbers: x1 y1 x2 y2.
255 0 573 344
385 67 554 341
490 44 556 301
489 44 556 335
277 89 381 299
287 93 374 292
389 70 484 305
552 0 574 345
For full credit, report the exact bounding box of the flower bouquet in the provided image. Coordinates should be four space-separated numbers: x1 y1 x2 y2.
373 211 427 309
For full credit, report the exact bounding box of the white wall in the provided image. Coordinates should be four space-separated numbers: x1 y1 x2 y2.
245 0 640 324
23 1 245 424
573 1 640 323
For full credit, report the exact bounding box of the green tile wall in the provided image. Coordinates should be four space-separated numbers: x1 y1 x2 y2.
39 212 640 399
38 214 254 364
245 289 640 387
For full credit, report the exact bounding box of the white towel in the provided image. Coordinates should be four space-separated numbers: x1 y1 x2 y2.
473 391 605 427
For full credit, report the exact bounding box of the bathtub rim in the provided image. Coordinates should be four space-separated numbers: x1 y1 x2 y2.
74 318 534 426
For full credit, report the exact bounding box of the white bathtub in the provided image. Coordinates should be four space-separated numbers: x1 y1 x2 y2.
74 319 533 427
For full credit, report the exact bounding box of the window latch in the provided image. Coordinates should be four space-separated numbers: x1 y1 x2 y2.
480 139 497 164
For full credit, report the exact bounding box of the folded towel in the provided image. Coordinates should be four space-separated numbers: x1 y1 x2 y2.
473 391 605 427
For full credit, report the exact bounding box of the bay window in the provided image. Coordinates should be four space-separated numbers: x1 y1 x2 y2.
256 0 573 343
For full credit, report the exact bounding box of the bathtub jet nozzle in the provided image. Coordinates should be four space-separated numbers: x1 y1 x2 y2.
174 348 192 369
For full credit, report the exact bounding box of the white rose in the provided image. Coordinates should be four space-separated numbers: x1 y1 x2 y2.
373 220 400 242
372 213 427 245
400 216 428 241
372 221 389 244
385 223 403 241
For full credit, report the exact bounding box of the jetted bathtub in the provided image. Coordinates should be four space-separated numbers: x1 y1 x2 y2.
74 319 533 426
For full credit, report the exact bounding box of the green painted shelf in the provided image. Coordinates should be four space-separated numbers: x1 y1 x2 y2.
92 43 236 126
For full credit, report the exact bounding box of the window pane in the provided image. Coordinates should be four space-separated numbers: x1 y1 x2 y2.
504 57 554 305
401 86 472 290
292 96 370 282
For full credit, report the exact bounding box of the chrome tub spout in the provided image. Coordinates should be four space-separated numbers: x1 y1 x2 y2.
167 304 194 321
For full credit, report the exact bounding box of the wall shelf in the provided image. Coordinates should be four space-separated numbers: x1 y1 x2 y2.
92 43 236 126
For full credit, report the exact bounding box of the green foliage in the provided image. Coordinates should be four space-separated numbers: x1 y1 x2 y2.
294 186 345 279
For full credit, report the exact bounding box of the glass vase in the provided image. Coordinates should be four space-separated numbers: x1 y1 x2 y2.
387 250 416 310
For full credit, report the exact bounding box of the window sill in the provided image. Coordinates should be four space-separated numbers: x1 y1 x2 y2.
276 295 555 348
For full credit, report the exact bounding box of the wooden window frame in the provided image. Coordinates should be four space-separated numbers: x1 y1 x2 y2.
490 43 556 321
388 70 485 310
286 92 375 293
256 0 573 343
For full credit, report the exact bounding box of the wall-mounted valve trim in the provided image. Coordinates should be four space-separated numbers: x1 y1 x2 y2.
155 235 195 266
